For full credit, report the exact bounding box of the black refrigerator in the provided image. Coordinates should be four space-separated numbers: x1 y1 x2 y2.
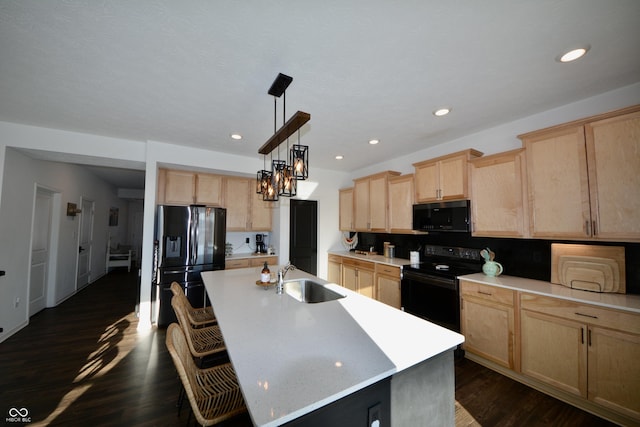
153 205 226 327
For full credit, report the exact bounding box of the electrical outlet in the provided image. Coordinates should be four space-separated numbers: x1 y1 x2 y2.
368 402 381 427
245 237 250 244
14 297 19 308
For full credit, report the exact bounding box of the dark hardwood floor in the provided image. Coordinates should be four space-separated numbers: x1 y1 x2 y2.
0 270 617 426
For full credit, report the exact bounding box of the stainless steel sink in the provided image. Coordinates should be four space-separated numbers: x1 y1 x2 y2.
284 279 345 303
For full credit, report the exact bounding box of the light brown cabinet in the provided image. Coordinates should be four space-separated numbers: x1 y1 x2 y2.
460 280 516 369
375 264 401 309
469 149 528 237
158 169 223 206
223 177 272 231
519 105 640 242
353 171 400 232
341 258 375 299
387 174 415 233
413 149 482 202
520 293 640 421
338 188 354 231
225 256 278 270
327 254 342 285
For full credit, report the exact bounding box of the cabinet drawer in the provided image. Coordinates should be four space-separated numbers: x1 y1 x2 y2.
328 254 343 263
225 259 250 269
520 293 640 335
375 264 401 279
460 280 515 306
249 256 277 267
342 257 375 271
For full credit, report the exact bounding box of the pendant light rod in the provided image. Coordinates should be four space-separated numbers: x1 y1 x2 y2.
258 110 310 154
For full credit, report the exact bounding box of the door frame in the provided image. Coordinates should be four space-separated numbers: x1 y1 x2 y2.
27 184 61 312
76 197 95 290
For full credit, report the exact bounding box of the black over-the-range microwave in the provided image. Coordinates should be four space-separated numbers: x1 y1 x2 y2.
412 200 471 232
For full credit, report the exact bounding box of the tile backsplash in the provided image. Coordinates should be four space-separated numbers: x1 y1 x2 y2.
356 232 640 294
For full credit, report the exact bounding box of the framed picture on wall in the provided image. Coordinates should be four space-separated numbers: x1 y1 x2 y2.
109 207 119 226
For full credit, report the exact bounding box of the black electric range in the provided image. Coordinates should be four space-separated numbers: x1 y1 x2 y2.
401 245 483 332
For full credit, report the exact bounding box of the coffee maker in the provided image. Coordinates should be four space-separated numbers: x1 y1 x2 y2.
255 234 266 254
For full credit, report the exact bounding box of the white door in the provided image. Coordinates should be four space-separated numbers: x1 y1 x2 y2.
29 189 53 315
76 198 94 289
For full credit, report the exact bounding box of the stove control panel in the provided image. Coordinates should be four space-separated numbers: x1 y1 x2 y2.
423 245 482 261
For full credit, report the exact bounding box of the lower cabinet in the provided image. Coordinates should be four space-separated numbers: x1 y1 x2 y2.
459 280 516 369
327 254 342 285
226 256 277 270
342 258 375 299
520 293 640 421
461 282 640 424
376 264 401 309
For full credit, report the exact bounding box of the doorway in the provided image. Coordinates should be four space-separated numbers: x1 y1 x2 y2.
76 198 95 289
29 187 56 315
289 199 317 275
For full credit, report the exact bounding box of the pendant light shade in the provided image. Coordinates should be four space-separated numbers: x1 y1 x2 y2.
290 144 309 180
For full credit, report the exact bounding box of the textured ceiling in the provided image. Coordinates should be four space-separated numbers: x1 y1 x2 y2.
1 0 640 190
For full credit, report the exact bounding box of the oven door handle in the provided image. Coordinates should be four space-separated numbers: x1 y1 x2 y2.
402 271 458 291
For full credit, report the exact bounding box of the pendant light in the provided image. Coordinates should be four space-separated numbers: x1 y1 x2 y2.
256 73 310 201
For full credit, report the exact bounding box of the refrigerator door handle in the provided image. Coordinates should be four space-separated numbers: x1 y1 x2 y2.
189 207 197 265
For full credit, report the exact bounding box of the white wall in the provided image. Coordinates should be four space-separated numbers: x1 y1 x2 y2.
350 83 640 179
0 148 128 341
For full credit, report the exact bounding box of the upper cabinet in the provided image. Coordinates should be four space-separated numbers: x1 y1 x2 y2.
388 174 415 233
519 105 640 242
157 169 223 206
470 149 528 238
413 149 483 202
339 187 354 231
157 169 271 231
353 171 400 232
223 177 272 231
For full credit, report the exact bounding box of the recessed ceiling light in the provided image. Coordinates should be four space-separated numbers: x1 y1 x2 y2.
368 139 380 145
433 108 451 117
335 155 344 160
230 133 242 140
557 45 590 63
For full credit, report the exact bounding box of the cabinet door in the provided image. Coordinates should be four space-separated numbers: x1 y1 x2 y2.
353 179 370 230
414 161 439 202
461 296 515 369
342 264 358 293
376 274 400 309
224 178 250 231
470 150 527 237
339 188 354 231
588 326 640 419
586 110 640 241
164 170 196 205
250 192 273 231
520 310 587 397
195 174 223 206
328 260 342 285
439 155 466 200
524 126 591 239
388 175 414 233
369 174 389 231
357 267 375 299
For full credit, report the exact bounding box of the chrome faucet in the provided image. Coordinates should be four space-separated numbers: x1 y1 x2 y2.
276 262 296 294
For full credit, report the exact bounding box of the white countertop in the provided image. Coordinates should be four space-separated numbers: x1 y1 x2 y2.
328 250 411 268
459 273 640 314
202 267 463 427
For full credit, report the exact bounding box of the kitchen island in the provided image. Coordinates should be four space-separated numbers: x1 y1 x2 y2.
202 267 464 427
